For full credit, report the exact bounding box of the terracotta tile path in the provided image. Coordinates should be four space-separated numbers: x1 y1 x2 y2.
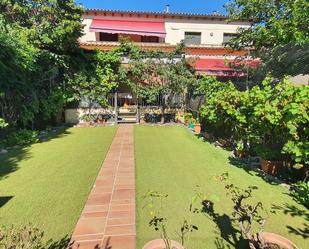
70 125 135 249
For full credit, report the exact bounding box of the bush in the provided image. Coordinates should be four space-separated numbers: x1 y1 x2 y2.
199 75 309 167
144 113 175 123
6 129 39 147
291 181 309 208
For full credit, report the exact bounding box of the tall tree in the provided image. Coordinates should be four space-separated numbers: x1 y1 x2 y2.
0 0 84 127
226 0 309 78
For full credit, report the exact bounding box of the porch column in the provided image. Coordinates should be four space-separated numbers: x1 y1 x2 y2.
136 96 140 124
114 91 118 124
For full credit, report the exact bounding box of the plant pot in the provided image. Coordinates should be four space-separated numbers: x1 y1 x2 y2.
218 138 230 147
194 123 201 134
234 149 246 158
188 122 195 129
260 159 282 175
256 232 299 249
142 239 184 249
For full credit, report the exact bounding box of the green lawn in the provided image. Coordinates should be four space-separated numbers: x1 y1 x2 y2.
0 126 116 242
135 126 308 249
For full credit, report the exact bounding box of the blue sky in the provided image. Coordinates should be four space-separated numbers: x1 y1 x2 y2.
76 0 229 14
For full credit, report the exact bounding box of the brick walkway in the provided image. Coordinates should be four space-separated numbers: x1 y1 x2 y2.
70 125 135 249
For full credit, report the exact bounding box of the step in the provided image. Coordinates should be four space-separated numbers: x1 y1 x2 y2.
117 117 137 123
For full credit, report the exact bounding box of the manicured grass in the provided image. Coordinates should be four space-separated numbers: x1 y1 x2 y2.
0 126 116 242
135 126 308 249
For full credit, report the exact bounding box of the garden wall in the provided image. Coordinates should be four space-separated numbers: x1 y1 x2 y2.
65 108 113 124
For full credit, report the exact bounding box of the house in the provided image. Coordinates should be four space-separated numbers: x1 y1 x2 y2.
65 8 256 124
80 8 254 76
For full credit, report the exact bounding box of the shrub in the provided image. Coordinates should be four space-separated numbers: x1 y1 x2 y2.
199 75 309 168
6 129 39 147
291 181 309 208
184 112 193 121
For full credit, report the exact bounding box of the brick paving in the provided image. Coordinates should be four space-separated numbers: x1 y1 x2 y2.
70 125 135 249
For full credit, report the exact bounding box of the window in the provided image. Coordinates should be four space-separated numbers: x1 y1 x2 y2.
223 33 236 44
184 32 201 45
141 36 159 43
99 32 118 42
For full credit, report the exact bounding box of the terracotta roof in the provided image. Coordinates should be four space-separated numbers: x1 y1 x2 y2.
79 41 249 56
84 8 229 20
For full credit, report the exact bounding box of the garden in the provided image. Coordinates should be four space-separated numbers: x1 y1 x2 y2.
135 126 308 249
0 0 308 249
0 127 116 245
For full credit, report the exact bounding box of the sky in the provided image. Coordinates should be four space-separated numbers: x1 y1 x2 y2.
76 0 229 15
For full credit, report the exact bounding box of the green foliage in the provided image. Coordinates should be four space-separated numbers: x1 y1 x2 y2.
291 181 309 208
225 0 309 78
120 41 196 122
143 190 198 248
5 129 39 147
224 184 268 249
199 76 309 164
65 50 122 115
0 118 8 129
0 225 46 249
0 0 84 127
199 76 248 140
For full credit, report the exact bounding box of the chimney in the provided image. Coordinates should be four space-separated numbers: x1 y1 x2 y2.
165 4 170 13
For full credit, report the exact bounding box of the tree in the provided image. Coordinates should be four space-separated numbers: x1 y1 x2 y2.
65 50 122 118
0 0 84 127
226 0 309 78
123 41 196 123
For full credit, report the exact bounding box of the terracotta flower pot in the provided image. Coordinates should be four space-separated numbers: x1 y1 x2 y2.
234 149 245 158
194 123 201 134
142 239 184 249
256 232 299 249
260 159 282 175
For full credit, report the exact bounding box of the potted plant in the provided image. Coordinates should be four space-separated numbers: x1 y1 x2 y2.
194 118 201 135
255 146 282 175
224 184 298 249
184 113 193 127
142 191 198 249
188 118 195 130
234 140 246 158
